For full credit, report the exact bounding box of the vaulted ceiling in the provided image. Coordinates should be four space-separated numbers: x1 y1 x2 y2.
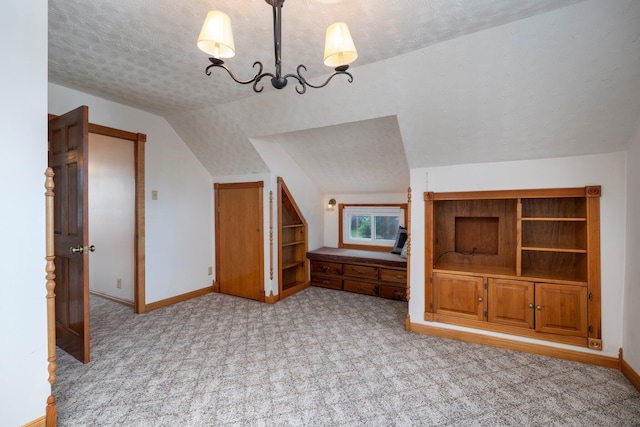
48 0 640 193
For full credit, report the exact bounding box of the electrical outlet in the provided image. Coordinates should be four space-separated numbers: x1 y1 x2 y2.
116 278 122 289
208 266 213 276
151 190 158 200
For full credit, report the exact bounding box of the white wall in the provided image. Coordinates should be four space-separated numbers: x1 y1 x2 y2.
623 122 640 372
48 84 214 304
251 138 324 248
88 134 135 302
323 193 408 248
408 152 627 357
0 0 49 425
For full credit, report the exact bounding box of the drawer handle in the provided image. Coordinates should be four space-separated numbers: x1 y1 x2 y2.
322 266 330 271
356 285 364 291
395 275 404 279
355 270 364 274
394 291 405 299
322 280 330 285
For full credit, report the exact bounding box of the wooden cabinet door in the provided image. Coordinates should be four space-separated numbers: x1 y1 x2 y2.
434 273 485 321
487 278 534 329
535 283 587 337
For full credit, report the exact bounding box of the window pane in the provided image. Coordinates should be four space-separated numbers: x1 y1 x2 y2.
375 216 399 240
350 216 371 239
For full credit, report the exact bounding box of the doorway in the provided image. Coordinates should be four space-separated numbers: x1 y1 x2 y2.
88 133 136 307
86 122 147 314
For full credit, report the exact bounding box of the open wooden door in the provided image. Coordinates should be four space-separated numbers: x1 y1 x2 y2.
48 106 92 363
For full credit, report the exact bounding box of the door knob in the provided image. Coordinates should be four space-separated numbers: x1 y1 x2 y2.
70 245 96 254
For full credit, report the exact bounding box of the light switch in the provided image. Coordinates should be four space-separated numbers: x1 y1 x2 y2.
151 190 158 200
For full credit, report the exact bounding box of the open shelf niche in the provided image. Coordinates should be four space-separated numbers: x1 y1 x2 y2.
277 177 309 300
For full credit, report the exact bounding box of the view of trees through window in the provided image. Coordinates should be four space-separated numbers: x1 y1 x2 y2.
349 215 399 240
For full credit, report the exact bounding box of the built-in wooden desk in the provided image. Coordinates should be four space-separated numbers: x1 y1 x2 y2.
306 247 407 301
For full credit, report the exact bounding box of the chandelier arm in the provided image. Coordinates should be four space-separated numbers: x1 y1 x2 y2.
281 73 307 94
294 64 354 90
206 59 265 86
252 72 277 93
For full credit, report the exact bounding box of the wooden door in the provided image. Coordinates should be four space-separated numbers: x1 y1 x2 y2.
215 182 264 301
48 106 91 363
487 278 534 329
535 283 587 337
433 272 485 321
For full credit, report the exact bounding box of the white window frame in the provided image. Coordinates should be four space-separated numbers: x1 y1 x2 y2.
340 205 405 249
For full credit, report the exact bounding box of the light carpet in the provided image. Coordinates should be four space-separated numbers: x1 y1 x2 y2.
54 286 640 426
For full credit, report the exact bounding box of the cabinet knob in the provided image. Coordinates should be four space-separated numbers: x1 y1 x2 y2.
529 303 534 309
536 305 542 311
478 297 483 302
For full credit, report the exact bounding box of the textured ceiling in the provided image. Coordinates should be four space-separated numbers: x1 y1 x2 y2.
49 0 584 114
49 0 640 193
256 116 409 193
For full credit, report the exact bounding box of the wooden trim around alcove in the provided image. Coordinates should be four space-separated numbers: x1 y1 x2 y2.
410 322 619 369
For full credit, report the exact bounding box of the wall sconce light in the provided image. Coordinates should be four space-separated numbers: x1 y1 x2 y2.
327 198 337 210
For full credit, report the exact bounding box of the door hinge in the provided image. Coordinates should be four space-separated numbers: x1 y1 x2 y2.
484 282 488 289
484 310 488 318
588 292 593 301
588 325 593 333
430 275 433 284
429 302 433 309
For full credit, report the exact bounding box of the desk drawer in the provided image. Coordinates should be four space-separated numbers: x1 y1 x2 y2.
379 285 407 301
310 261 342 275
343 264 379 280
310 275 342 290
380 268 407 284
343 280 377 296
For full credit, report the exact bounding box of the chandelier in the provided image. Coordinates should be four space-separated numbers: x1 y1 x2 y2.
197 0 358 94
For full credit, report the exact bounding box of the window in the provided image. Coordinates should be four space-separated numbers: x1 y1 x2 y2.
339 204 407 250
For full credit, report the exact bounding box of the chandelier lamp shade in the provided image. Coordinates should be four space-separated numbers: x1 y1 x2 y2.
197 0 358 94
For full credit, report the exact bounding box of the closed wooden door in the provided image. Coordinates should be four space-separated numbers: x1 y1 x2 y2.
215 182 264 301
48 106 91 363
